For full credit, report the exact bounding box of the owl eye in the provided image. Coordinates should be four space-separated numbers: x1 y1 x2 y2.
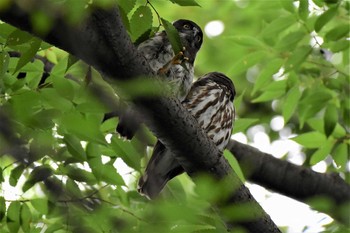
183 24 191 29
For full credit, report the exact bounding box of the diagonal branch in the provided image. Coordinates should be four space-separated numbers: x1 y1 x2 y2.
0 2 280 232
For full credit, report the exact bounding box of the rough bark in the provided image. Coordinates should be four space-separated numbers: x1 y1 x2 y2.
0 2 281 232
228 140 350 224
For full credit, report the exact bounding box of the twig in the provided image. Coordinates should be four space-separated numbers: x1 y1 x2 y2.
146 0 162 28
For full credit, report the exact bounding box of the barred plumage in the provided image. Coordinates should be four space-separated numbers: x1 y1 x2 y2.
138 72 236 199
116 19 203 139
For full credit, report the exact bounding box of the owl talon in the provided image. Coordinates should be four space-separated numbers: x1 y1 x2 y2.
171 51 185 65
157 49 189 74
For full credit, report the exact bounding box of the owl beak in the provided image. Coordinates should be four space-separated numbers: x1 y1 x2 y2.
192 28 202 47
193 27 200 37
195 35 201 43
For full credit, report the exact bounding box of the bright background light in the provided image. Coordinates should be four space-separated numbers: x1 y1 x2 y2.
204 20 224 38
231 121 334 232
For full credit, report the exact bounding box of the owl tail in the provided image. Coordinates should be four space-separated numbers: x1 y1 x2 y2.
138 141 184 199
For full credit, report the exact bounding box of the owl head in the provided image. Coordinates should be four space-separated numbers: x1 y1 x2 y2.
172 19 203 63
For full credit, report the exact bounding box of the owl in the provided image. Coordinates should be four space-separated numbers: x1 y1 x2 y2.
114 19 203 139
138 72 236 199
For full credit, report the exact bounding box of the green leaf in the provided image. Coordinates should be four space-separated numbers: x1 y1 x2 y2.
329 39 350 53
100 164 125 186
230 51 267 75
310 138 334 165
312 0 325 7
252 89 286 103
50 54 67 77
298 88 333 127
279 0 295 13
66 54 79 72
22 165 53 192
31 198 48 215
88 157 103 180
324 104 338 137
252 80 287 103
30 10 54 35
40 88 74 112
307 118 324 133
115 77 165 99
60 112 106 144
325 24 350 41
20 203 31 232
298 0 309 21
161 18 182 55
233 91 245 111
6 29 32 45
221 202 260 222
262 15 296 39
110 136 141 171
233 118 258 133
10 90 41 123
292 131 327 148
31 109 61 130
224 150 245 182
307 196 334 214
86 142 100 159
332 143 348 169
9 164 25 187
7 201 21 233
332 123 346 138
66 179 83 199
0 51 10 77
0 22 15 39
14 38 42 73
227 35 266 49
52 76 75 101
169 0 200 6
275 30 306 51
314 5 338 32
117 0 136 14
285 45 312 72
63 134 86 161
63 165 97 184
100 117 118 133
0 167 4 183
283 85 302 122
130 6 153 42
252 58 284 95
0 196 5 221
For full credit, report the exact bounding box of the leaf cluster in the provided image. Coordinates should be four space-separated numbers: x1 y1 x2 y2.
0 0 349 232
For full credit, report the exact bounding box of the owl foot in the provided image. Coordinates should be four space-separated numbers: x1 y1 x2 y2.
171 49 189 65
158 48 188 75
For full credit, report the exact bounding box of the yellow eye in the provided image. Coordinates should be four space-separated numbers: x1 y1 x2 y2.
183 24 191 29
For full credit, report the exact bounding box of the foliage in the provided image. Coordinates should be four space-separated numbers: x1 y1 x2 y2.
0 0 349 232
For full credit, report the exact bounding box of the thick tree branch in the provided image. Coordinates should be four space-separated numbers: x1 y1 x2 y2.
228 140 350 204
0 2 280 232
228 140 350 224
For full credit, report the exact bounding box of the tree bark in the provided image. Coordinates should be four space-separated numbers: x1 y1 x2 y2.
0 2 281 232
228 140 350 224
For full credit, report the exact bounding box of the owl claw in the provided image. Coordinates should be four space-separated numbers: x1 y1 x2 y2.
171 51 185 65
158 49 189 75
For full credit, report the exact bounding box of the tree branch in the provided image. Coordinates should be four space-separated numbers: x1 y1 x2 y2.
0 2 280 232
228 140 350 224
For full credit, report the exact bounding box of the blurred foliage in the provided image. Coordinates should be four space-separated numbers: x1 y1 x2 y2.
0 0 349 232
